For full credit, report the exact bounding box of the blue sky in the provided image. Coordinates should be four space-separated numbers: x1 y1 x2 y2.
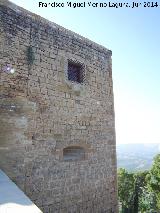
10 0 160 144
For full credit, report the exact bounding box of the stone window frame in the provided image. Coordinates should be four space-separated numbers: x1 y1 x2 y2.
67 59 84 84
63 146 85 162
59 143 93 162
64 58 86 86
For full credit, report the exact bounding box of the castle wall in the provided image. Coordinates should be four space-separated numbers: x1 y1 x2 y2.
0 1 118 212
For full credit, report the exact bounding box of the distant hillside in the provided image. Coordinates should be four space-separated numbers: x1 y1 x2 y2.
116 143 160 172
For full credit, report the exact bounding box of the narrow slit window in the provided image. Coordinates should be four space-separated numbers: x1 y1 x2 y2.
67 60 83 83
63 146 85 161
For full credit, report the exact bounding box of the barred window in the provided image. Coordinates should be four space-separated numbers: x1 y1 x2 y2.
67 60 84 83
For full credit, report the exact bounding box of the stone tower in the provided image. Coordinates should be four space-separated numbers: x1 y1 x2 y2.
0 1 118 212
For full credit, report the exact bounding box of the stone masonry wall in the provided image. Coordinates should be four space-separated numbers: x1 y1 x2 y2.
0 1 118 212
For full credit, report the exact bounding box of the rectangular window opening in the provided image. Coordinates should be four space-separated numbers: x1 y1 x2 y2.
67 60 84 83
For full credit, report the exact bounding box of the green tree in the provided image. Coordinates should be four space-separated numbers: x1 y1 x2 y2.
118 169 151 213
118 168 134 212
139 187 157 212
147 154 160 210
118 155 160 213
132 171 150 213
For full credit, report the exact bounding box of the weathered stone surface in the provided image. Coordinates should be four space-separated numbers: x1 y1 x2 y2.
0 1 118 212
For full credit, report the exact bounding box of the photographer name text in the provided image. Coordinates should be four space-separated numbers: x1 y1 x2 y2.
39 1 160 8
